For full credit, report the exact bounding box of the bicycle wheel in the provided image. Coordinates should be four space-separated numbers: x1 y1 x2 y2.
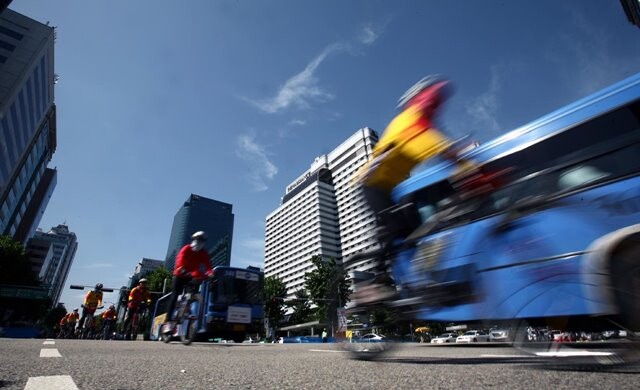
180 297 201 345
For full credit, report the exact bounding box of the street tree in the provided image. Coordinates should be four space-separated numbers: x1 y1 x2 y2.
146 266 172 295
304 255 351 324
0 235 38 285
264 275 287 337
287 288 314 325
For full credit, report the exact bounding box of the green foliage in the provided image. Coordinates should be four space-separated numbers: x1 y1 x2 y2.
146 266 172 294
0 235 39 285
304 255 351 322
264 276 287 328
287 289 314 325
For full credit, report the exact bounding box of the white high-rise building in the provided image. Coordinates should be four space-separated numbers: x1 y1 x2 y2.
264 128 380 298
26 224 78 305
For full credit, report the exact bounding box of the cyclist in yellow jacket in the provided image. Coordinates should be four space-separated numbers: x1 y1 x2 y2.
78 283 104 331
355 75 476 303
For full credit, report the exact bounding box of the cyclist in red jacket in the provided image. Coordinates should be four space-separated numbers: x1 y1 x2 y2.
162 231 213 333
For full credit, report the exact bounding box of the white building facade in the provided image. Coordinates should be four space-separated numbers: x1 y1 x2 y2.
264 128 380 298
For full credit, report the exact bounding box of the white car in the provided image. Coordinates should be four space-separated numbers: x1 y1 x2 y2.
359 333 385 342
430 333 457 344
489 329 510 342
456 330 489 343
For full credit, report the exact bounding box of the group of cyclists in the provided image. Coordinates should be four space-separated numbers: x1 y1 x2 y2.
56 230 213 340
57 279 151 340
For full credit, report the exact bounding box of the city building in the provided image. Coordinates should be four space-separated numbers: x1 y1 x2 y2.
130 258 164 285
25 224 77 305
264 128 380 299
0 8 57 244
164 194 234 271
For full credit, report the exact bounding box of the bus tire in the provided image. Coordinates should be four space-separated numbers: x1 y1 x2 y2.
611 244 640 332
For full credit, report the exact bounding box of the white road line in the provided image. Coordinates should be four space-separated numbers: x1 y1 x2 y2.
40 348 62 357
45 338 54 341
43 340 55 345
481 354 530 358
309 349 348 353
24 375 79 390
535 350 614 357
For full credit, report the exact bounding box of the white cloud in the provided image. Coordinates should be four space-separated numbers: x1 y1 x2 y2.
249 43 345 114
465 66 502 136
236 134 278 191
358 24 382 45
288 119 306 126
246 24 384 114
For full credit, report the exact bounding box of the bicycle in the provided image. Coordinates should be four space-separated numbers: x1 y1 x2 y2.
80 306 103 339
100 319 116 340
161 279 202 345
124 302 149 341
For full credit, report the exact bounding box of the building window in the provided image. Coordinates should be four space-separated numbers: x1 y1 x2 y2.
0 26 23 40
0 39 16 51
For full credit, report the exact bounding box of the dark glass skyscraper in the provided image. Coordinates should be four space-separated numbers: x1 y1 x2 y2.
164 194 234 271
0 8 57 243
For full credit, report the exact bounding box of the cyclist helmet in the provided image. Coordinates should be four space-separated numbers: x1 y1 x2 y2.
139 278 148 284
191 231 207 242
109 305 115 310
396 74 450 110
73 308 79 312
95 283 103 291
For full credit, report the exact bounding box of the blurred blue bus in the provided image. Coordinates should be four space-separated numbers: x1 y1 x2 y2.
150 266 264 342
388 72 640 331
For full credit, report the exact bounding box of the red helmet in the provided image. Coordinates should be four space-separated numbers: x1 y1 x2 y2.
397 74 452 112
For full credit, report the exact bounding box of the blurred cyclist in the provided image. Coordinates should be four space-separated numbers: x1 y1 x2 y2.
123 278 151 339
162 231 213 334
61 308 80 338
355 75 478 303
78 283 104 331
100 304 118 338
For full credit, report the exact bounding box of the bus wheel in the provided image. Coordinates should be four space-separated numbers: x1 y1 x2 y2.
611 244 640 332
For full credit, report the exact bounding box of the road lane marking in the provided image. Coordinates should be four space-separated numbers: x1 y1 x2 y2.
481 354 530 358
309 349 348 353
40 348 62 357
535 350 614 357
43 340 55 345
45 338 54 341
24 375 79 390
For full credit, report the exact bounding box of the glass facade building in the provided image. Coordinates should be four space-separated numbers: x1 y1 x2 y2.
0 8 57 243
164 194 234 272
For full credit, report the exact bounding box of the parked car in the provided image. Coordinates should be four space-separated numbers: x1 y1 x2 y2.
359 333 385 342
489 329 510 342
456 330 489 343
430 333 457 344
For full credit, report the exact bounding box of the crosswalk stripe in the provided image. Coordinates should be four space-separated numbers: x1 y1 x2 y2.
24 375 79 390
43 340 55 345
40 348 62 357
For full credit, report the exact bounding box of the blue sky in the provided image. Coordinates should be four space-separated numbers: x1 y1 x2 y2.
10 1 640 309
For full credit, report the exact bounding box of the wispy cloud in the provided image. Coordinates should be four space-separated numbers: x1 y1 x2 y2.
236 134 278 191
465 66 502 136
248 43 345 114
548 9 640 97
358 24 382 45
288 119 306 126
246 24 384 114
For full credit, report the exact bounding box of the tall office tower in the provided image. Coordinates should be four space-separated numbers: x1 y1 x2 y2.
0 8 57 244
26 224 78 305
164 194 234 271
264 128 380 298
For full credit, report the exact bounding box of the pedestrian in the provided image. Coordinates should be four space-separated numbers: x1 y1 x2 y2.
322 328 328 343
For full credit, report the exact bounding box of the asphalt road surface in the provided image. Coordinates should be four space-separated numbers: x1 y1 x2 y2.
1 338 639 389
